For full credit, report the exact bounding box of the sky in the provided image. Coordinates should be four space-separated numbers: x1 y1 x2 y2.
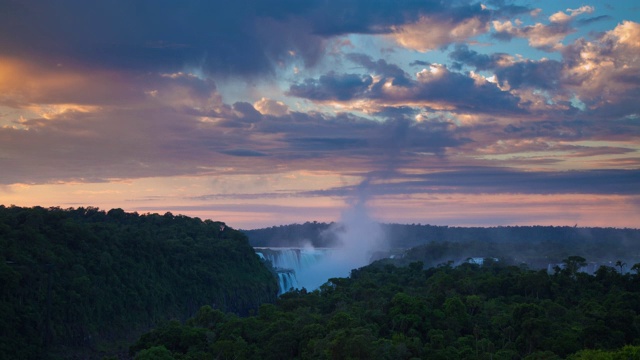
1 0 639 229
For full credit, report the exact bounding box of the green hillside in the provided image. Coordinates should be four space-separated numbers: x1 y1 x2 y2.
0 206 278 359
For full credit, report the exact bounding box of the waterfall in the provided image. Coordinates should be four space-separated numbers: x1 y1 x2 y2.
255 247 331 294
277 271 297 295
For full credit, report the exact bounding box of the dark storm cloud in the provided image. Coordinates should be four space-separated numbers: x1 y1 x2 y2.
0 0 507 77
297 0 508 37
0 2 260 75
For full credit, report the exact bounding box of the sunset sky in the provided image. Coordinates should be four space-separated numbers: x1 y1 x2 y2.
1 0 639 229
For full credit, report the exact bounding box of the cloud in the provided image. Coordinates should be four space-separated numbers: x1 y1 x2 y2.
0 58 224 115
499 118 640 142
288 60 523 116
493 59 564 90
253 98 290 116
346 53 413 86
220 149 268 157
410 65 523 114
492 6 594 51
288 72 373 101
0 88 469 185
306 168 640 197
0 0 525 77
562 21 640 119
0 1 325 77
422 168 640 195
450 20 640 119
390 14 489 51
474 138 636 158
0 58 142 108
371 106 418 119
385 1 531 51
449 45 514 71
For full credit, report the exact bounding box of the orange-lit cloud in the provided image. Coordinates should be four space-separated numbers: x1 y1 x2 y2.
492 6 594 51
391 15 489 52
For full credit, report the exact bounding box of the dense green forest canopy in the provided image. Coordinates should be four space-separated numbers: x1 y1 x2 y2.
131 259 640 359
0 205 278 360
244 222 640 269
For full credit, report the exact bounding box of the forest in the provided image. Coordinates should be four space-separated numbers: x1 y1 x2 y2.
130 258 640 359
0 206 278 359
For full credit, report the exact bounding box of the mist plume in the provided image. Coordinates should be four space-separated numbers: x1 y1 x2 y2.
295 178 388 290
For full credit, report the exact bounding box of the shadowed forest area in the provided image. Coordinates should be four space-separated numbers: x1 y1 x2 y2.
0 206 277 359
130 259 640 359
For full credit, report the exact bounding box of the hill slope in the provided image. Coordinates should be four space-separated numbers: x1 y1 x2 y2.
0 206 278 359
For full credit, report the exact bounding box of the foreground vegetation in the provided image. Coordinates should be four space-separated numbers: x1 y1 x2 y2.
0 206 278 359
131 258 640 359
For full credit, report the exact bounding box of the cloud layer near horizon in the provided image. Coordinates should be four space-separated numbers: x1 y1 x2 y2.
1 0 639 227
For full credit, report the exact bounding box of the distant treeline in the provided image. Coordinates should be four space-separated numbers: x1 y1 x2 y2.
244 222 640 268
130 258 640 359
243 221 341 248
0 205 278 360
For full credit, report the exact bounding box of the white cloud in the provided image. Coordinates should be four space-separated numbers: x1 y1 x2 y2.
416 64 448 82
254 97 290 116
549 6 594 23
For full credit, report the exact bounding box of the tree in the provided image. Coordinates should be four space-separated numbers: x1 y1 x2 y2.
562 256 587 277
134 345 175 360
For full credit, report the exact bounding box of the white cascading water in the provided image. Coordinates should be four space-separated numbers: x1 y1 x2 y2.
255 247 332 294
